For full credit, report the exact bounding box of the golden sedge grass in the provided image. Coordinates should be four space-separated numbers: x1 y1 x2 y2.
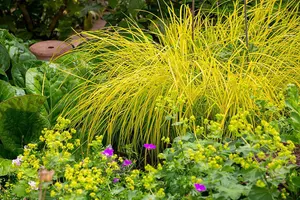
60 0 300 160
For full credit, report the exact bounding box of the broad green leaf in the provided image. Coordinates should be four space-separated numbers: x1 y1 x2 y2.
128 0 147 18
291 176 300 187
0 95 49 159
0 157 13 176
248 185 277 200
242 168 264 183
291 112 300 126
217 184 245 199
12 182 27 197
26 63 81 125
11 59 44 88
0 68 7 78
0 29 35 64
108 0 118 7
0 43 10 72
0 80 15 101
0 80 25 102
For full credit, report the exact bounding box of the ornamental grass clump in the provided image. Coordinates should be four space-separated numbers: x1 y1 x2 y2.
62 0 300 155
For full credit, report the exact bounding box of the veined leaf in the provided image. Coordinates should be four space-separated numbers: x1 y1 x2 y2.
12 59 44 88
248 185 278 200
0 95 49 158
26 63 80 125
0 43 10 72
0 157 13 176
0 80 25 102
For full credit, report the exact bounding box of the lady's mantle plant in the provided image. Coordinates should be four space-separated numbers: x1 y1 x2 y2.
149 112 298 199
1 117 139 199
1 113 299 199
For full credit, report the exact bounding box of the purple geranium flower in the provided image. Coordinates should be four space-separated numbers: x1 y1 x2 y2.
113 178 120 183
144 144 156 150
102 146 114 157
12 156 22 166
122 159 132 167
194 183 206 192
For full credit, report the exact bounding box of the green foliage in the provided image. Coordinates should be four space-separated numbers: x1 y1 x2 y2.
143 113 298 199
0 0 103 40
281 84 300 143
104 0 298 30
63 0 300 159
0 158 13 177
25 63 82 125
0 80 24 102
0 29 36 82
0 29 81 160
0 116 298 199
0 95 49 159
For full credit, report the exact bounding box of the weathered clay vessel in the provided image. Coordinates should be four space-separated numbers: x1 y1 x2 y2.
29 40 72 61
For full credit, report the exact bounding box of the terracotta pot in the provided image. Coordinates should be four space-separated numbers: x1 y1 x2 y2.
29 40 73 61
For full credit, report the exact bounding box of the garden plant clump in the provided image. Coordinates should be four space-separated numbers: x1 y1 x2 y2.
62 0 300 158
0 0 300 199
1 113 299 199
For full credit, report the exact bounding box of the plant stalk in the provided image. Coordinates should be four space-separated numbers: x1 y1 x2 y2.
243 0 249 49
157 0 164 20
17 0 34 32
243 0 250 64
49 0 68 36
192 0 195 41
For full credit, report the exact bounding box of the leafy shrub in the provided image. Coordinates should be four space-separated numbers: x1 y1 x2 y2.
280 84 300 144
151 116 299 199
62 0 300 156
1 115 299 199
0 117 144 199
0 0 103 39
0 30 80 159
104 0 298 30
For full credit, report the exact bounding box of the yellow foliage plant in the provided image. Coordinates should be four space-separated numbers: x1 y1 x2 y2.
61 0 300 158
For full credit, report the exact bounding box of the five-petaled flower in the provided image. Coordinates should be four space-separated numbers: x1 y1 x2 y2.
113 178 120 183
28 181 39 190
12 156 22 166
194 183 206 192
144 144 156 150
122 159 132 167
102 146 114 157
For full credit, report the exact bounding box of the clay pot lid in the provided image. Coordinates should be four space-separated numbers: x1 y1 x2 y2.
29 40 73 61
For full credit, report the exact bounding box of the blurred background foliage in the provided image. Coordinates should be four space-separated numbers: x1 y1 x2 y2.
0 0 297 40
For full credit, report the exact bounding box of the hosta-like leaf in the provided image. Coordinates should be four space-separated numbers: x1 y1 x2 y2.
0 95 49 159
26 63 80 125
248 185 278 200
0 43 10 72
0 157 13 176
12 59 44 88
0 80 25 102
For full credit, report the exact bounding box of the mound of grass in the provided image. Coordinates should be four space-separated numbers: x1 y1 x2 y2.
61 0 300 159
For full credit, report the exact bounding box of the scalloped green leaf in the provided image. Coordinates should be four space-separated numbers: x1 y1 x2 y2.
0 95 49 158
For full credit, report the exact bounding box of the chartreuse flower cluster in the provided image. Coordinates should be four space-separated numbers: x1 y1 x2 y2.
1 117 145 200
139 111 298 199
1 113 299 200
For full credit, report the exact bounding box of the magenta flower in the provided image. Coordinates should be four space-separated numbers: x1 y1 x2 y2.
122 159 132 167
194 183 206 192
144 144 156 150
102 146 114 157
113 178 120 183
12 156 22 166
